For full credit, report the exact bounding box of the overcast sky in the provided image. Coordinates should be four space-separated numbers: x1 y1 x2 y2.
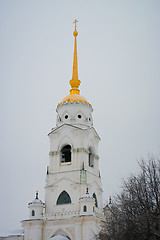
0 0 160 231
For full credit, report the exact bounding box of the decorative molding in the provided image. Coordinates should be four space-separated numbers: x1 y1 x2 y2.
49 151 59 156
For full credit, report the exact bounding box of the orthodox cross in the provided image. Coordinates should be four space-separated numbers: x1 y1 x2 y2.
73 19 78 30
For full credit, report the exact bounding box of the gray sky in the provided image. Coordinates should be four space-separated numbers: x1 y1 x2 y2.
0 0 160 231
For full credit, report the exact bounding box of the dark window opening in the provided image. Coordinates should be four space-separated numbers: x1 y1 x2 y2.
78 114 82 119
32 210 35 216
89 117 91 121
65 115 68 119
93 193 98 207
61 145 71 163
83 205 87 212
88 147 94 167
57 191 71 205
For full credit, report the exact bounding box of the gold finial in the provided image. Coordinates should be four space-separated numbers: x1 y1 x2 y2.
86 185 89 194
69 19 81 95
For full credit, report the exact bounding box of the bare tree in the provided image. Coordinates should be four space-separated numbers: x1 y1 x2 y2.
100 155 160 240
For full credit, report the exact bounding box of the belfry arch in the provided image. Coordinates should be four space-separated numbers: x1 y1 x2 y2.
61 145 71 163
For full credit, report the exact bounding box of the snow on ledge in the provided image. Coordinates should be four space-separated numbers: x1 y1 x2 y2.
0 228 24 237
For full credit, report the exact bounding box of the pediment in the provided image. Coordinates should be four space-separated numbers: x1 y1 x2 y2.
48 124 84 136
48 124 100 140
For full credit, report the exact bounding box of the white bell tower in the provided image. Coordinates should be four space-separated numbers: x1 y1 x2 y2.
22 20 103 240
45 20 103 220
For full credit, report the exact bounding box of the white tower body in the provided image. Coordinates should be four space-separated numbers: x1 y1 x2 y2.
45 101 102 215
22 21 103 240
28 191 45 219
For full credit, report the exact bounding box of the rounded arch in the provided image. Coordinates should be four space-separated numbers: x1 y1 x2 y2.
58 135 73 151
61 145 71 163
83 205 87 212
57 191 71 205
88 146 94 167
32 210 35 216
93 193 98 207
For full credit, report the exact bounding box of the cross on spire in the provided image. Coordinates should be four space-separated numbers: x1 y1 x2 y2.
69 19 81 95
73 19 78 30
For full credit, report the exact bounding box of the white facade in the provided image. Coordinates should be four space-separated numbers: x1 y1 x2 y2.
22 99 103 240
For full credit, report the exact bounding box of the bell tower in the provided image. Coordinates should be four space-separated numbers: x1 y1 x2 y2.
22 20 103 240
45 20 103 219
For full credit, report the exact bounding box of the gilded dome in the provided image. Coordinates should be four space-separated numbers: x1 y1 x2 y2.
59 93 91 106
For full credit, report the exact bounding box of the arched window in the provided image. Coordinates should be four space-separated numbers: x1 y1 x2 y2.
93 193 98 207
88 147 94 167
32 210 35 216
61 145 71 163
57 191 71 205
50 235 70 240
83 205 87 212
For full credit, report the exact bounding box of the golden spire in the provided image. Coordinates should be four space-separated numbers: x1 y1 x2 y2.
69 19 81 95
59 21 92 107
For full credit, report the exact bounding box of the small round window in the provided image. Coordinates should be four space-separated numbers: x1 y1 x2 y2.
78 115 82 119
65 115 68 119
